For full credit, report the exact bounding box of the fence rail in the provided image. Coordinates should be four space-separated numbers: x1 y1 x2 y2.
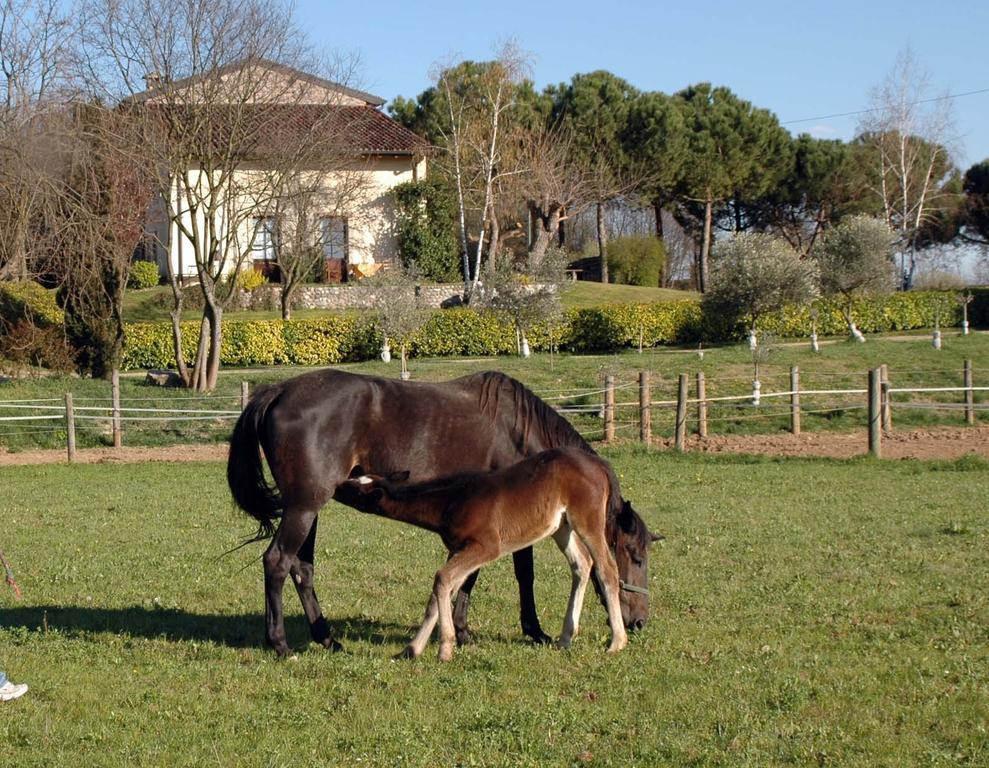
0 359 984 461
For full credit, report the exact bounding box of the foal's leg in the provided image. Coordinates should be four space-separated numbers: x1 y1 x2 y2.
512 547 553 645
289 516 342 652
575 528 628 653
263 507 318 657
552 523 593 649
406 545 497 661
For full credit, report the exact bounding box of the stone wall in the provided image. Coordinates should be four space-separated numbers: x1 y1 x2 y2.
236 283 466 311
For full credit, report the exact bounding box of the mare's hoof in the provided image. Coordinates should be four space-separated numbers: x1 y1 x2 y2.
438 645 454 662
526 630 554 646
393 646 417 661
554 639 572 651
455 628 476 647
322 637 345 653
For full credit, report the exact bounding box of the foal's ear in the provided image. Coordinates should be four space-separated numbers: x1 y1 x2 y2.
386 470 411 483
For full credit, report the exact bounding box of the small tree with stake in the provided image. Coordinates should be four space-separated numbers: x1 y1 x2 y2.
815 215 897 342
366 265 429 379
480 247 566 357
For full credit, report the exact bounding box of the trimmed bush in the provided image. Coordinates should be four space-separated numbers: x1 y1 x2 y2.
0 281 64 327
120 290 967 370
606 236 666 287
128 261 161 290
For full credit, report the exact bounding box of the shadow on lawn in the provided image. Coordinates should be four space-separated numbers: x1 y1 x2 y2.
0 605 412 649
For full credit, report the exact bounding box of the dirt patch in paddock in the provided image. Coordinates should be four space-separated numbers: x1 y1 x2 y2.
658 424 989 460
1 426 988 466
0 443 229 466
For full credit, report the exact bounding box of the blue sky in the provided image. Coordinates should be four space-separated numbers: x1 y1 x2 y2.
298 0 989 169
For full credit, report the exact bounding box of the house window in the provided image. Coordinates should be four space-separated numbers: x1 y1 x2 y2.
251 217 277 262
318 217 348 261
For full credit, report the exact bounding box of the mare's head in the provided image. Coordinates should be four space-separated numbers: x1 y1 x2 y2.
612 499 663 631
335 471 410 513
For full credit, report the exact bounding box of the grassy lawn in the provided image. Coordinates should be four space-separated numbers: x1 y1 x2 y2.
1 334 986 452
1 449 986 766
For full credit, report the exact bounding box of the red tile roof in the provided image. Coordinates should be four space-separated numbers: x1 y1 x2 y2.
140 103 426 158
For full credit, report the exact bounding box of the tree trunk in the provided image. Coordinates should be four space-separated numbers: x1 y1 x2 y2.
281 282 293 321
488 215 500 272
699 197 713 293
527 203 561 267
597 202 609 284
168 276 190 386
654 201 667 286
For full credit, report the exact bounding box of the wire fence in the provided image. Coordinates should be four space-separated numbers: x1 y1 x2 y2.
0 360 984 458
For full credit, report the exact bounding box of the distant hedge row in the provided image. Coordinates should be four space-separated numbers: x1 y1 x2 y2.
120 290 980 370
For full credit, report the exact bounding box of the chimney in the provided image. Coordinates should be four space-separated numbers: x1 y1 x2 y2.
143 72 162 91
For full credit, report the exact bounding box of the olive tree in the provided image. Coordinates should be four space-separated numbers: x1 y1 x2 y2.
814 215 896 341
480 247 566 357
366 265 429 379
704 232 818 347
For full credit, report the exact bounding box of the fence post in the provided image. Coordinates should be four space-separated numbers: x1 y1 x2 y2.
639 371 651 445
695 371 707 438
65 392 76 464
675 373 688 451
241 381 250 410
790 366 801 435
964 359 974 426
868 368 882 458
604 374 615 443
111 369 122 449
880 364 892 433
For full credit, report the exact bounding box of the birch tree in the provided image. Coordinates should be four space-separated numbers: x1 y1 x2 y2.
857 49 959 288
427 44 529 300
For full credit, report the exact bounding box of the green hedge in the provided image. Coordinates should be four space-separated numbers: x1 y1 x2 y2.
120 290 971 370
0 281 64 328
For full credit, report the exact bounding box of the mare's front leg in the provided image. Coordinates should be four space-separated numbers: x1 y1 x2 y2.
452 569 479 646
263 506 318 657
289 515 343 652
512 547 552 644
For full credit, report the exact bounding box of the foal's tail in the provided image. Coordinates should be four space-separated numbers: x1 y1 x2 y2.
227 384 284 538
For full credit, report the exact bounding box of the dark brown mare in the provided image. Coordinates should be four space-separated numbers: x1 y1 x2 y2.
336 448 629 661
227 369 658 657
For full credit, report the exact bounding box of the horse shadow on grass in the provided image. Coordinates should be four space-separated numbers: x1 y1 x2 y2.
0 604 412 650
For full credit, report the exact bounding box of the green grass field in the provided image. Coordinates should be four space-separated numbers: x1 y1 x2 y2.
1 449 986 766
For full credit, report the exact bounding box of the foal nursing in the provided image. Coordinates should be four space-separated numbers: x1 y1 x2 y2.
336 447 629 661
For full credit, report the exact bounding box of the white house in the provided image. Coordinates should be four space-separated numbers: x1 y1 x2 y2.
135 59 426 283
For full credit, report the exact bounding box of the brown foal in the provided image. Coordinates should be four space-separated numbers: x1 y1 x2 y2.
336 447 629 661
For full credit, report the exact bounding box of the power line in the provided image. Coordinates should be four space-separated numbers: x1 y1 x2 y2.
781 87 989 125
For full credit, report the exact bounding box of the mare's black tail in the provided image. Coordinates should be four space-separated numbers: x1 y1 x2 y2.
227 384 284 538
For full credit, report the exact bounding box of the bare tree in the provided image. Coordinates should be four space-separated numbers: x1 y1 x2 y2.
512 126 594 266
0 0 73 280
55 104 154 376
267 158 372 320
429 43 529 300
857 48 960 288
79 0 366 391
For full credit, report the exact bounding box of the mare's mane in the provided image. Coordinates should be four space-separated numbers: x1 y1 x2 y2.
472 371 592 456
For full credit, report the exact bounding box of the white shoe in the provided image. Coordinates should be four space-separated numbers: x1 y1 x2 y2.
0 681 28 701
